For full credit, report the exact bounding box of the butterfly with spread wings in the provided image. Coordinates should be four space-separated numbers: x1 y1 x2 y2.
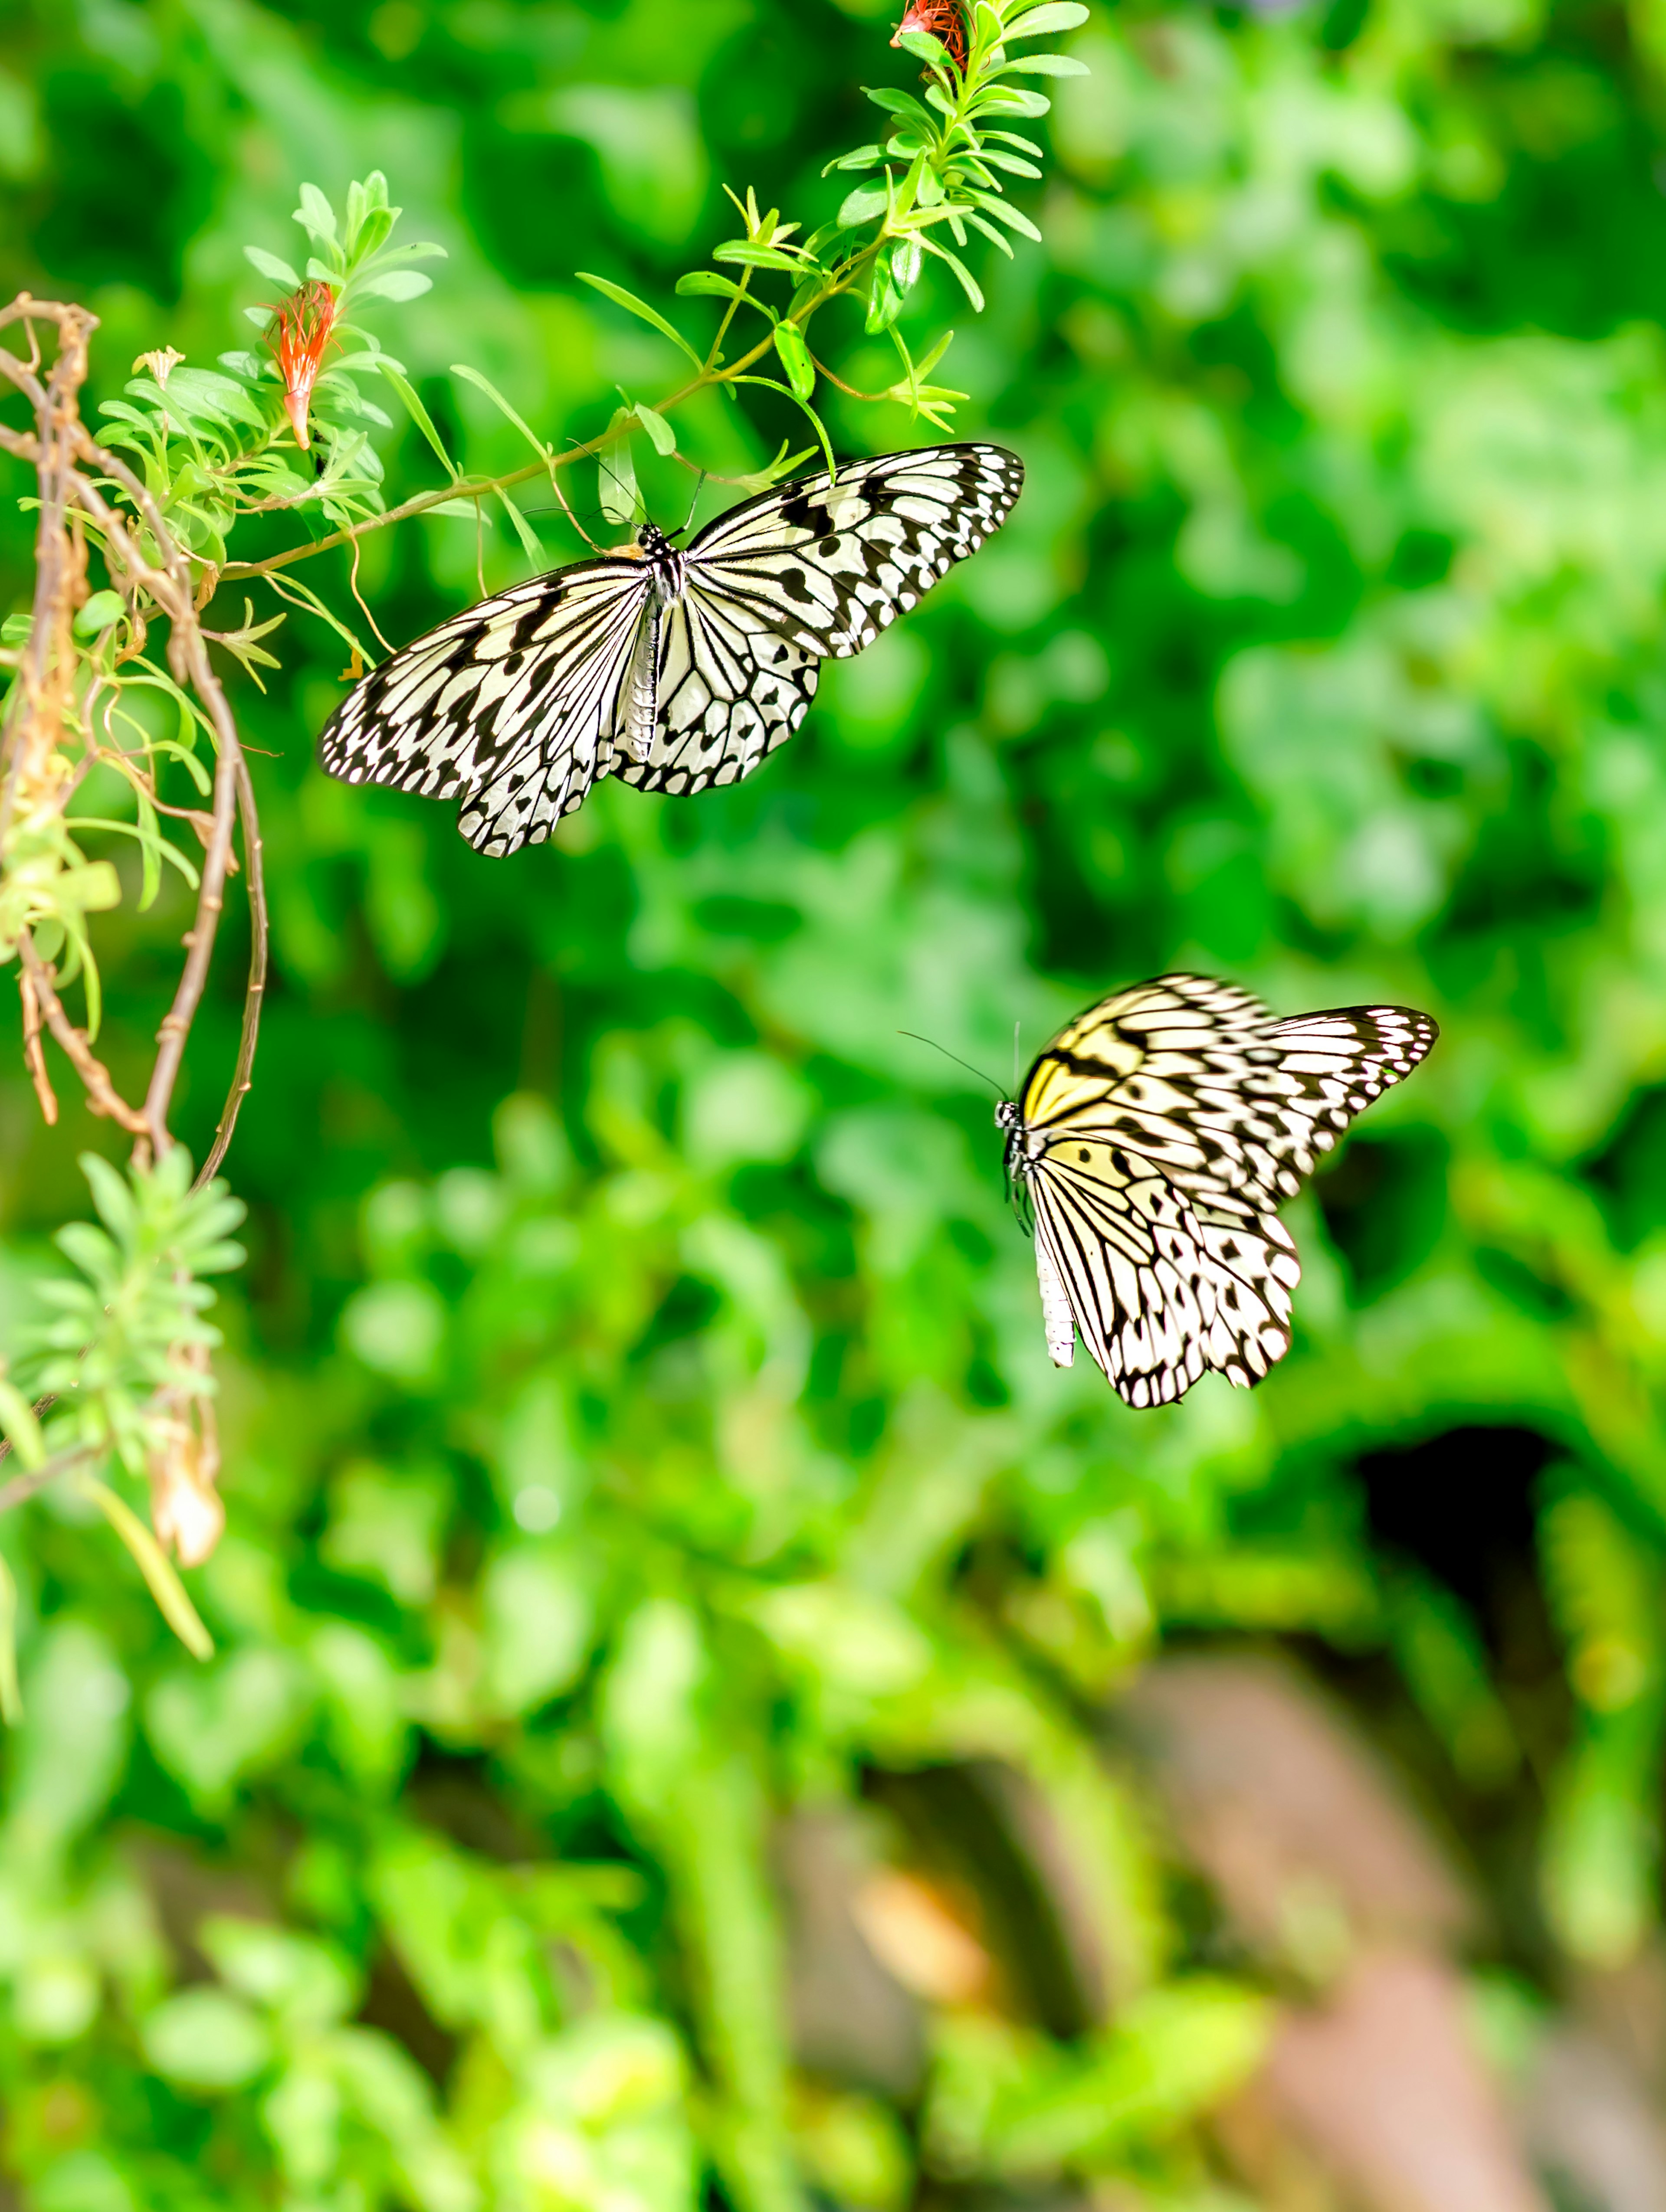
997 974 1438 1409
318 442 1023 857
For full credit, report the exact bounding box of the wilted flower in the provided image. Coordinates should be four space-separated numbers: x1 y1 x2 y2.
133 346 186 386
147 1344 224 1569
266 278 339 450
892 0 967 68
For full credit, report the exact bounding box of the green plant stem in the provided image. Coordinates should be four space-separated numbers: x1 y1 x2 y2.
218 247 885 585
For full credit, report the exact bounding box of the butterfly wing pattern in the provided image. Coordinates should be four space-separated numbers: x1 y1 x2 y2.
1001 974 1437 1408
618 444 1022 799
318 443 1023 854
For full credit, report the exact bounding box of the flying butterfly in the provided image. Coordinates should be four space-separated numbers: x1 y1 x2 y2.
997 973 1438 1409
318 442 1024 857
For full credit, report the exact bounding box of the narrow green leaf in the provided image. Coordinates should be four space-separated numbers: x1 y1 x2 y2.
676 271 751 302
576 273 704 370
135 786 162 913
449 363 551 467
957 209 1016 257
897 26 949 63
497 487 543 561
712 242 809 272
917 233 986 312
823 145 886 174
969 190 1043 240
985 127 1046 154
376 364 459 479
771 324 816 402
599 419 643 528
733 376 836 483
79 1477 214 1662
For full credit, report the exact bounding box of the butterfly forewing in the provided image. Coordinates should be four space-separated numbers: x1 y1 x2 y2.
1007 972 1436 1407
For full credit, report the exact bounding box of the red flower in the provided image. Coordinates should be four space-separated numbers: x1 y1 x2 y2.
892 0 967 68
267 280 339 450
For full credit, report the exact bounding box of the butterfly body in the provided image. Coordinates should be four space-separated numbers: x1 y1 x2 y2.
1000 974 1438 1409
319 443 1023 856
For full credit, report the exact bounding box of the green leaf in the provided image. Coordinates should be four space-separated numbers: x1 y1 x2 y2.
576 272 704 370
823 145 886 174
0 1379 45 1470
771 324 816 402
79 1477 215 1662
863 86 937 125
917 233 986 311
73 590 125 638
599 416 643 528
497 487 543 561
733 376 836 481
975 83 1053 115
295 182 340 245
0 1554 20 1728
675 270 757 303
897 27 949 64
377 363 459 479
837 183 890 229
633 401 677 455
354 269 433 302
996 52 1090 74
712 241 810 272
244 245 301 289
1003 0 1090 33
144 1990 273 2090
449 363 550 467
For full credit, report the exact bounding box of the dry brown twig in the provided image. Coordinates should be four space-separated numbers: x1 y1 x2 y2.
0 295 269 1529
0 291 267 1179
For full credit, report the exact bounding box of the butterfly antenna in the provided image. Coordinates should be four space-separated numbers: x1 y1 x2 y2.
898 1031 1005 1096
673 467 708 541
549 446 608 556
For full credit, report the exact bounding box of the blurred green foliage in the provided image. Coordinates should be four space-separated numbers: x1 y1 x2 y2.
5 0 1666 2203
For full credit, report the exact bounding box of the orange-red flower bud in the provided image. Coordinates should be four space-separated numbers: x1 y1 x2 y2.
267 279 339 450
892 0 967 69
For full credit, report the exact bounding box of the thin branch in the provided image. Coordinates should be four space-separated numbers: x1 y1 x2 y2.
17 966 56 1125
214 311 812 584
194 753 266 1190
17 935 149 1135
0 1434 102 1515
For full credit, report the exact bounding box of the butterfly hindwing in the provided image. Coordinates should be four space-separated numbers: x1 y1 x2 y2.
318 558 653 857
1005 973 1436 1407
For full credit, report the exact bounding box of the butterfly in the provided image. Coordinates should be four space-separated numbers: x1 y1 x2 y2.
318 442 1023 857
996 974 1438 1409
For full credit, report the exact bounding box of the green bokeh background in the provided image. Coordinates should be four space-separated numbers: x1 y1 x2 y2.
4 0 1666 2202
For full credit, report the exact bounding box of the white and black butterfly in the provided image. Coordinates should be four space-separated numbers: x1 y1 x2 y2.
997 974 1438 1409
318 442 1023 856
